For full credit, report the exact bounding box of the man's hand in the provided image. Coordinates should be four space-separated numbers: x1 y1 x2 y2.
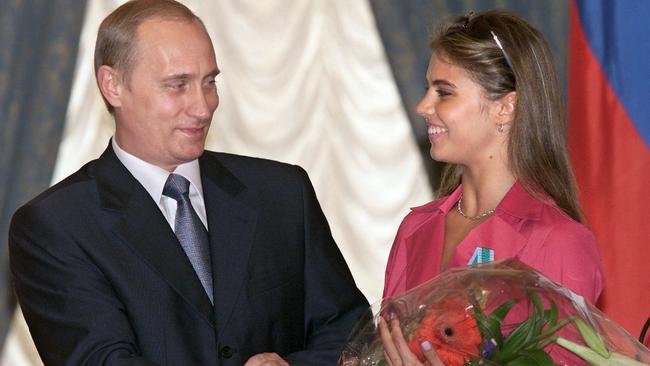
243 352 289 366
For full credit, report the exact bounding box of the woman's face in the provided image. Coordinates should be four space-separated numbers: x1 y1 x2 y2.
416 54 505 166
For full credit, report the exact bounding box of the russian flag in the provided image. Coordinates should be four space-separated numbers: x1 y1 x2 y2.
569 0 650 340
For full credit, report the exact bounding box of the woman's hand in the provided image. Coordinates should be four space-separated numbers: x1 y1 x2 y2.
378 316 444 366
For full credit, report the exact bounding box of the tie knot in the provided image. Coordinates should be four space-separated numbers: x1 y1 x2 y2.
163 173 190 201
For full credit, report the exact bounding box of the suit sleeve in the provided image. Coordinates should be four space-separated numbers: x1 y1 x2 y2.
282 167 371 365
9 204 158 366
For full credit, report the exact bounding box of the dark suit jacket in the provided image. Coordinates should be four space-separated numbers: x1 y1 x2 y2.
9 145 369 365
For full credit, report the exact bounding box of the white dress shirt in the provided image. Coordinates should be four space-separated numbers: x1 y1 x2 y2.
111 138 208 231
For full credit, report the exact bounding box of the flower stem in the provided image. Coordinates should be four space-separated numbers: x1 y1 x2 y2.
555 337 649 366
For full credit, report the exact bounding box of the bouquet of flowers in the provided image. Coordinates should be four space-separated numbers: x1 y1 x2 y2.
338 259 650 366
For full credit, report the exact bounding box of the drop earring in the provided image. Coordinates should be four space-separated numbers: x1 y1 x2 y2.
497 124 504 133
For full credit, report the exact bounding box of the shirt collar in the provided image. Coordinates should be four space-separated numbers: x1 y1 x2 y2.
111 138 204 203
172 159 204 200
495 181 546 221
409 184 461 215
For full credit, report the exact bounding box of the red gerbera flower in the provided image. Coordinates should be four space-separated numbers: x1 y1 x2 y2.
407 299 482 366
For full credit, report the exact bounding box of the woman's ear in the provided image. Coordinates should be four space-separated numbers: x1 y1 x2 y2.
493 92 516 134
97 65 123 109
498 91 517 121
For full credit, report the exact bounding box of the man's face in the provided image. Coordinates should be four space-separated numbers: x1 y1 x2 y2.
113 19 219 171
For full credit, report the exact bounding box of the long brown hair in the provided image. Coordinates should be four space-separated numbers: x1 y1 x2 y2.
432 9 584 222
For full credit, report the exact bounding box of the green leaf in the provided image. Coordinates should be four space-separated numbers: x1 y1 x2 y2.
498 315 537 362
491 299 517 323
529 291 549 337
476 299 517 347
530 317 574 346
545 299 558 328
529 291 544 318
574 318 610 358
504 350 556 366
474 307 503 345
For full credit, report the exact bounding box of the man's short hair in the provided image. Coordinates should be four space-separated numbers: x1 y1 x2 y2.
94 0 203 114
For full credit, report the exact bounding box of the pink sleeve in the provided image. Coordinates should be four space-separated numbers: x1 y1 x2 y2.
520 222 604 304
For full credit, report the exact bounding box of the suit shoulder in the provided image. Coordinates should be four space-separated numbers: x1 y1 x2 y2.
204 151 299 169
17 160 98 211
203 151 307 181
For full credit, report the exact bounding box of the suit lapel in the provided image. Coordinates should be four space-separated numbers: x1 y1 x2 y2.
199 154 258 337
94 146 215 325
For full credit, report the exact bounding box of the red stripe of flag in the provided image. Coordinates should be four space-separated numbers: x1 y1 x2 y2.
568 0 650 342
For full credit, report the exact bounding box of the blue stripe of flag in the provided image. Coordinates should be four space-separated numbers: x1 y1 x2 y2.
575 0 650 148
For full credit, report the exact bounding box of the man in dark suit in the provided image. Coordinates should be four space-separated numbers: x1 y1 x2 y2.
8 1 369 365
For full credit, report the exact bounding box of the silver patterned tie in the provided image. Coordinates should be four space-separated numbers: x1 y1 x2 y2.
163 173 214 303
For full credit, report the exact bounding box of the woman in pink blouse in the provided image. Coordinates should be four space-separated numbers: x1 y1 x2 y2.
379 9 604 366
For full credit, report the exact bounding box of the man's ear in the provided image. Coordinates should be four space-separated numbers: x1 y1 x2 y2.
97 65 123 109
